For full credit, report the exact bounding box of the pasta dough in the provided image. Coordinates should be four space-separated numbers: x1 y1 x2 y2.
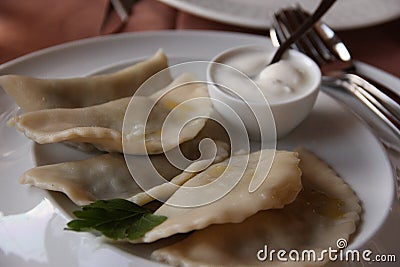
9 73 213 155
22 121 230 206
9 97 129 152
129 140 229 206
151 148 362 267
21 153 138 206
138 150 302 243
0 50 170 111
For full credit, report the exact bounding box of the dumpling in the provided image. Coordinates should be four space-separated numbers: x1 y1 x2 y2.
20 153 139 206
151 148 362 267
21 122 230 206
137 150 302 243
129 140 229 206
21 142 229 206
0 49 170 111
9 73 213 155
123 73 213 154
9 97 129 152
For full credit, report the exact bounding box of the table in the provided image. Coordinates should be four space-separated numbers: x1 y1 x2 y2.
0 0 399 77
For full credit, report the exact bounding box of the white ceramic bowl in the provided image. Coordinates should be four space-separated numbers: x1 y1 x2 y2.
207 44 321 141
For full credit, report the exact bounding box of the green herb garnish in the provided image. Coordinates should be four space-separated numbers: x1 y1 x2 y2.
66 199 167 240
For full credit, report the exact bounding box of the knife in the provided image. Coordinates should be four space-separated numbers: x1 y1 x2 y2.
100 0 138 34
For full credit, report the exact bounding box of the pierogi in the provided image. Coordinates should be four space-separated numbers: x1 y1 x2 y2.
138 150 302 243
151 148 362 267
21 122 230 206
129 140 230 206
21 153 138 206
9 73 213 155
0 50 170 111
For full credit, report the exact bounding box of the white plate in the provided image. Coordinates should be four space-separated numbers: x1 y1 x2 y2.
159 0 400 29
0 31 399 267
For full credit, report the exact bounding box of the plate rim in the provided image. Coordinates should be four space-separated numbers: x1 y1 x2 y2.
158 0 400 30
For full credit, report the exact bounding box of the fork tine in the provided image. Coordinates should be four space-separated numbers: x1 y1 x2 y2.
270 14 284 46
282 8 326 65
296 8 336 62
272 12 300 52
276 11 306 52
272 5 344 65
314 21 352 62
273 7 338 65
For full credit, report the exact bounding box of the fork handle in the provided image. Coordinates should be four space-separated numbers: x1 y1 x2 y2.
346 69 400 103
345 73 400 118
323 75 400 138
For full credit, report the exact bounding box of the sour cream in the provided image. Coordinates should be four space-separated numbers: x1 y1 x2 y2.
212 48 314 104
207 45 321 140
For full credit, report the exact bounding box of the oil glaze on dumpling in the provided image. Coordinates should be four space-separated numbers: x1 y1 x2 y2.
151 148 362 267
9 73 213 155
137 150 302 243
0 50 170 111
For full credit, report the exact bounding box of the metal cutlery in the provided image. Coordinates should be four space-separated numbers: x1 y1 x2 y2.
269 0 337 65
270 6 400 138
101 0 138 34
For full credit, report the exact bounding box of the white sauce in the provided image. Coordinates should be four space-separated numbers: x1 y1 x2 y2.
213 49 313 104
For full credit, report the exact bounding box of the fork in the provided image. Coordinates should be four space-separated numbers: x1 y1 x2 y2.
270 6 400 138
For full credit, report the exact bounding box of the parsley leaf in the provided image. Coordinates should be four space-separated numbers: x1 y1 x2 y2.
65 199 167 240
